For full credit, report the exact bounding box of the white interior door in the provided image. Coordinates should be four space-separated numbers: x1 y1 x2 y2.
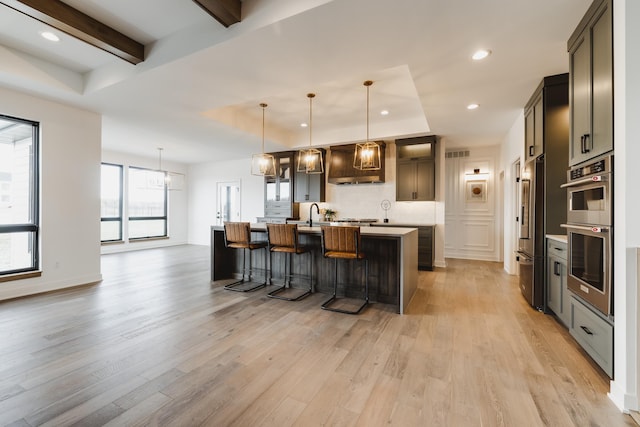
216 181 241 225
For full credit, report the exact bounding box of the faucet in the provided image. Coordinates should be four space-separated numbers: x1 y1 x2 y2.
309 203 320 227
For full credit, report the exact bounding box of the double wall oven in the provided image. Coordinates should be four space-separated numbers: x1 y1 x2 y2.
561 154 613 318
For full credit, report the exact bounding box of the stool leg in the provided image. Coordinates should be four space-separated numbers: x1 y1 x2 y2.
321 257 368 315
224 247 266 292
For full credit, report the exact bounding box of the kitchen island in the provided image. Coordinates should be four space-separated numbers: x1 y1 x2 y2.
210 224 418 314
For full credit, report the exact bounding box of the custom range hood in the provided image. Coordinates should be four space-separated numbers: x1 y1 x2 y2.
328 143 386 184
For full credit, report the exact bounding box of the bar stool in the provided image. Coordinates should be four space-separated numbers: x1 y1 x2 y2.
266 223 312 301
320 225 368 314
223 222 268 292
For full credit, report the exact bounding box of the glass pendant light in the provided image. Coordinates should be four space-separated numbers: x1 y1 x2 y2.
296 93 324 174
354 80 382 171
251 103 276 176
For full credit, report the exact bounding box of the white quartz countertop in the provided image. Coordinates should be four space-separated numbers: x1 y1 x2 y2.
546 234 568 243
212 224 417 237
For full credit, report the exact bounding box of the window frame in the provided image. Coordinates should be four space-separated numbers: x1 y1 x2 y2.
100 162 124 243
0 114 40 276
127 166 168 240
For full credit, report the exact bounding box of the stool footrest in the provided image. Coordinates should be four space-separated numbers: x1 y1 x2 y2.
224 280 266 292
267 286 311 301
321 296 368 315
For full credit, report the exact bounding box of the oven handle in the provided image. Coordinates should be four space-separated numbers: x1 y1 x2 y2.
560 175 608 188
561 224 610 233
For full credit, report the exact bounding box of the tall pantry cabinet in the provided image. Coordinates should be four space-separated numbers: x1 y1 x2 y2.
568 0 613 166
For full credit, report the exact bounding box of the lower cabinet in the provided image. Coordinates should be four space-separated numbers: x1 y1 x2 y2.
546 239 569 326
569 295 614 378
373 224 434 270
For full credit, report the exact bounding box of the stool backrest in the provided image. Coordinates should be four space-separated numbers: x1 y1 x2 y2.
321 226 361 255
224 222 251 245
267 223 299 249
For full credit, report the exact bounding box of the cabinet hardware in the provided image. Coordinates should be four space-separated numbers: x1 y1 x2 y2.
553 261 560 276
529 145 535 157
583 134 591 153
580 325 594 335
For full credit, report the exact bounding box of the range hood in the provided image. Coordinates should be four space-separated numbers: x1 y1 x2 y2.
328 142 386 184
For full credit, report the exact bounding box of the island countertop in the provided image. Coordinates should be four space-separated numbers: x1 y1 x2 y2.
210 224 419 314
212 223 417 236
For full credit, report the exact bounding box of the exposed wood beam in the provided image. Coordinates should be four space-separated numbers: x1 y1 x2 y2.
1 0 144 64
192 0 241 27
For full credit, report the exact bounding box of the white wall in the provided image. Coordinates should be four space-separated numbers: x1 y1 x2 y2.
500 112 525 274
100 150 189 254
188 158 265 246
444 145 503 262
0 86 102 301
609 0 640 412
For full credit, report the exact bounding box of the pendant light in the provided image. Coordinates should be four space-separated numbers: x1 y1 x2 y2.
251 103 276 176
353 80 382 171
296 93 324 174
157 147 171 186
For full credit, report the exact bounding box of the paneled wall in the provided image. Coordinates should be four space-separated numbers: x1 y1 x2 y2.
444 145 502 262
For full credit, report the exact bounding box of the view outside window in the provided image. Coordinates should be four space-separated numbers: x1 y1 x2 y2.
0 115 39 275
101 163 123 242
128 167 167 239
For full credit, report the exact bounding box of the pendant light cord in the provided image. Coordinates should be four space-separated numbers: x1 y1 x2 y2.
260 103 267 154
364 80 373 142
308 93 315 148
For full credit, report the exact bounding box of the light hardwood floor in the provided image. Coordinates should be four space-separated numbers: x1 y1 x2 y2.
0 245 634 426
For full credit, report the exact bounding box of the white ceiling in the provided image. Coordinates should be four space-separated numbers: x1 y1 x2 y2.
0 0 591 164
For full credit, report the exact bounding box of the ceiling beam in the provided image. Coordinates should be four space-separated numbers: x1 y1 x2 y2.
1 0 144 64
192 0 241 27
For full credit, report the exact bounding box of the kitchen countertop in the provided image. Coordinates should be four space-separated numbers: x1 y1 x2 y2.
215 223 417 237
546 234 567 243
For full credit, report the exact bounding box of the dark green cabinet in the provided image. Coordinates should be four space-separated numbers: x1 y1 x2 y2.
524 95 544 161
546 238 569 327
294 149 326 202
395 136 437 201
568 0 612 166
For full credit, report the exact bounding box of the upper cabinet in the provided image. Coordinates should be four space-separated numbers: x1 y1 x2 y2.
294 149 326 203
568 0 613 166
524 94 544 162
264 151 299 219
395 136 437 201
328 143 386 185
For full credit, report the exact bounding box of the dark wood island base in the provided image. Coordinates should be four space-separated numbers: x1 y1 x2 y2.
211 225 418 314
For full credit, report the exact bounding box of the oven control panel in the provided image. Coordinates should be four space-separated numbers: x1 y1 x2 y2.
568 155 611 181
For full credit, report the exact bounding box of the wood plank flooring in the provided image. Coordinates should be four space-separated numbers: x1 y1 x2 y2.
0 244 634 426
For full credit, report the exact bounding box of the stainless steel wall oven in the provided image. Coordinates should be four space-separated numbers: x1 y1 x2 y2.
561 154 613 318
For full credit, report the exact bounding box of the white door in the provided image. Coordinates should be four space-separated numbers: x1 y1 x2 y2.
216 181 241 225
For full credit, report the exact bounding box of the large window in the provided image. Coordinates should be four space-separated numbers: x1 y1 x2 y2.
0 115 39 276
101 163 123 242
128 167 167 239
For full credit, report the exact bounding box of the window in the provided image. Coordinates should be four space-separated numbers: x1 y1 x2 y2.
101 163 123 242
0 115 39 276
128 167 167 239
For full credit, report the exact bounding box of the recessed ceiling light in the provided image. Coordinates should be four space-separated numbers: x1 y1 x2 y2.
300 123 308 128
380 110 389 116
472 49 491 60
40 31 60 42
467 103 479 110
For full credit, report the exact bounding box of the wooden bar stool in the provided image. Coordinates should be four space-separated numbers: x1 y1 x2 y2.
266 223 312 301
320 225 368 314
223 222 268 292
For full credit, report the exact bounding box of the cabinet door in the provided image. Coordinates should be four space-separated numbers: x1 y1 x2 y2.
533 97 543 157
547 255 563 316
524 96 543 161
396 162 416 201
590 2 613 159
278 156 291 202
569 35 591 165
415 159 435 201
